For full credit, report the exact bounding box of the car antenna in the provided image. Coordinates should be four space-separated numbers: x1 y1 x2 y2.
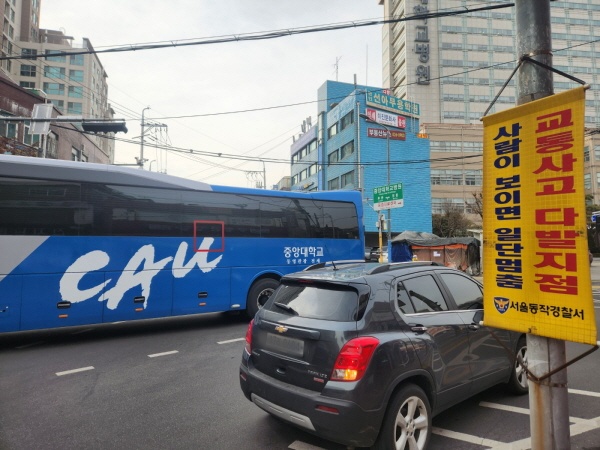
331 260 337 270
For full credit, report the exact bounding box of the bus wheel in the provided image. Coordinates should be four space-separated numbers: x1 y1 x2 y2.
246 278 279 318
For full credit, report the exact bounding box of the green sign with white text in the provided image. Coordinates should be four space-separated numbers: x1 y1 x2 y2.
373 183 404 211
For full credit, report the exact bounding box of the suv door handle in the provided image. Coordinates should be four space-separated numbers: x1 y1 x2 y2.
410 325 428 333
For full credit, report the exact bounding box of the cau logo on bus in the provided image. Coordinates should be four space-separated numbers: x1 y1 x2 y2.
59 239 222 310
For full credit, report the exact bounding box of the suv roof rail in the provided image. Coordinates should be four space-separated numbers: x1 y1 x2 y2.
304 260 365 271
367 261 441 275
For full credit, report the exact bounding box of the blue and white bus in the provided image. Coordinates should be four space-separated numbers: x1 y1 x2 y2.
0 155 364 333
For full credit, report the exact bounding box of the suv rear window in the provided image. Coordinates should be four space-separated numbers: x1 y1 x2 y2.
265 282 364 321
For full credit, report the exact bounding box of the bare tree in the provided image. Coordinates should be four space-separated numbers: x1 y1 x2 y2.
432 201 475 237
471 191 483 220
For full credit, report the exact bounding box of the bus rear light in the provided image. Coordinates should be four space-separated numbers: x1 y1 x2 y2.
331 337 379 382
244 319 254 355
58 314 68 319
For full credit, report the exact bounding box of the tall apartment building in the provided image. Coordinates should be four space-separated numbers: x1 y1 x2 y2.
379 0 600 222
1 0 115 162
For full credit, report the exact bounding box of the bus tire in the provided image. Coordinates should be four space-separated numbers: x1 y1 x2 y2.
246 278 279 318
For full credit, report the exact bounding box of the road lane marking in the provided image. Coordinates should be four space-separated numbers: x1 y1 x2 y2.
148 350 178 358
480 401 587 423
568 388 600 398
569 415 600 437
56 366 95 376
218 337 245 345
489 415 600 450
432 427 504 446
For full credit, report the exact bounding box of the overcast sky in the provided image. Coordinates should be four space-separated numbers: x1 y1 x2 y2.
40 1 384 188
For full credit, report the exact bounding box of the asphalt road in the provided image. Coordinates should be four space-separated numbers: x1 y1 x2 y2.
1 267 599 450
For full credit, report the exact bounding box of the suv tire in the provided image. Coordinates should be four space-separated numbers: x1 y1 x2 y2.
373 383 431 450
507 336 528 395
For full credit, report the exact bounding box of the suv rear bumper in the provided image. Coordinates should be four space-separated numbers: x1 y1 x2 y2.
239 358 382 448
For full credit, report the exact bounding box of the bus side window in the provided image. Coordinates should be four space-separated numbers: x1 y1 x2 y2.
194 220 224 252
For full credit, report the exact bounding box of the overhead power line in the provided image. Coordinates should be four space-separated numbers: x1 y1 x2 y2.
0 3 515 61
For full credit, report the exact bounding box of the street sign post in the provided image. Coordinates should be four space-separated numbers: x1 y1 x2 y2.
373 183 403 211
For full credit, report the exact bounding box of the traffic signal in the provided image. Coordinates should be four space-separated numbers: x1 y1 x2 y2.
81 120 128 134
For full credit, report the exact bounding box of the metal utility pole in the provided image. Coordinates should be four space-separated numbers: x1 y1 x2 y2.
359 113 393 255
139 106 150 168
516 1 571 448
376 121 393 254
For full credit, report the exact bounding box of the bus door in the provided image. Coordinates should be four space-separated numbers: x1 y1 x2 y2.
172 221 230 315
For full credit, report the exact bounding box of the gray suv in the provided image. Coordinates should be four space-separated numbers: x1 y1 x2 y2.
239 261 528 449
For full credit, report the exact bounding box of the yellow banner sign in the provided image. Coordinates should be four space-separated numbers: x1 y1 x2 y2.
482 86 597 345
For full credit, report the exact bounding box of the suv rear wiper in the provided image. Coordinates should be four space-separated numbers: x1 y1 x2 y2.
273 302 299 315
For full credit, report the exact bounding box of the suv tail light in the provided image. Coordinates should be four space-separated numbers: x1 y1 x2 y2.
331 336 379 381
244 319 254 355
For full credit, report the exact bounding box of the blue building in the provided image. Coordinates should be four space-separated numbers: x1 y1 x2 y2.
290 80 432 248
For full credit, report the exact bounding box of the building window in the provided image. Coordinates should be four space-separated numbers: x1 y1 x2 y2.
24 121 40 146
45 50 66 62
43 82 64 95
340 111 354 131
19 81 35 88
584 146 590 162
328 177 340 190
584 173 591 190
50 99 64 110
328 122 338 138
67 102 82 115
431 169 463 185
464 170 483 186
68 86 83 98
20 64 36 76
21 48 37 59
430 140 482 153
341 170 354 188
44 66 66 79
432 198 467 214
69 70 84 82
308 163 317 176
6 122 17 138
340 141 354 159
328 149 339 166
597 172 600 188
70 54 84 66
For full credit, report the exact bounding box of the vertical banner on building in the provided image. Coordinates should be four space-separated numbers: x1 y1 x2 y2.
482 86 597 345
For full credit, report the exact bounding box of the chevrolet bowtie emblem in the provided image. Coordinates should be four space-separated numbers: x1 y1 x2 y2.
275 325 288 333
